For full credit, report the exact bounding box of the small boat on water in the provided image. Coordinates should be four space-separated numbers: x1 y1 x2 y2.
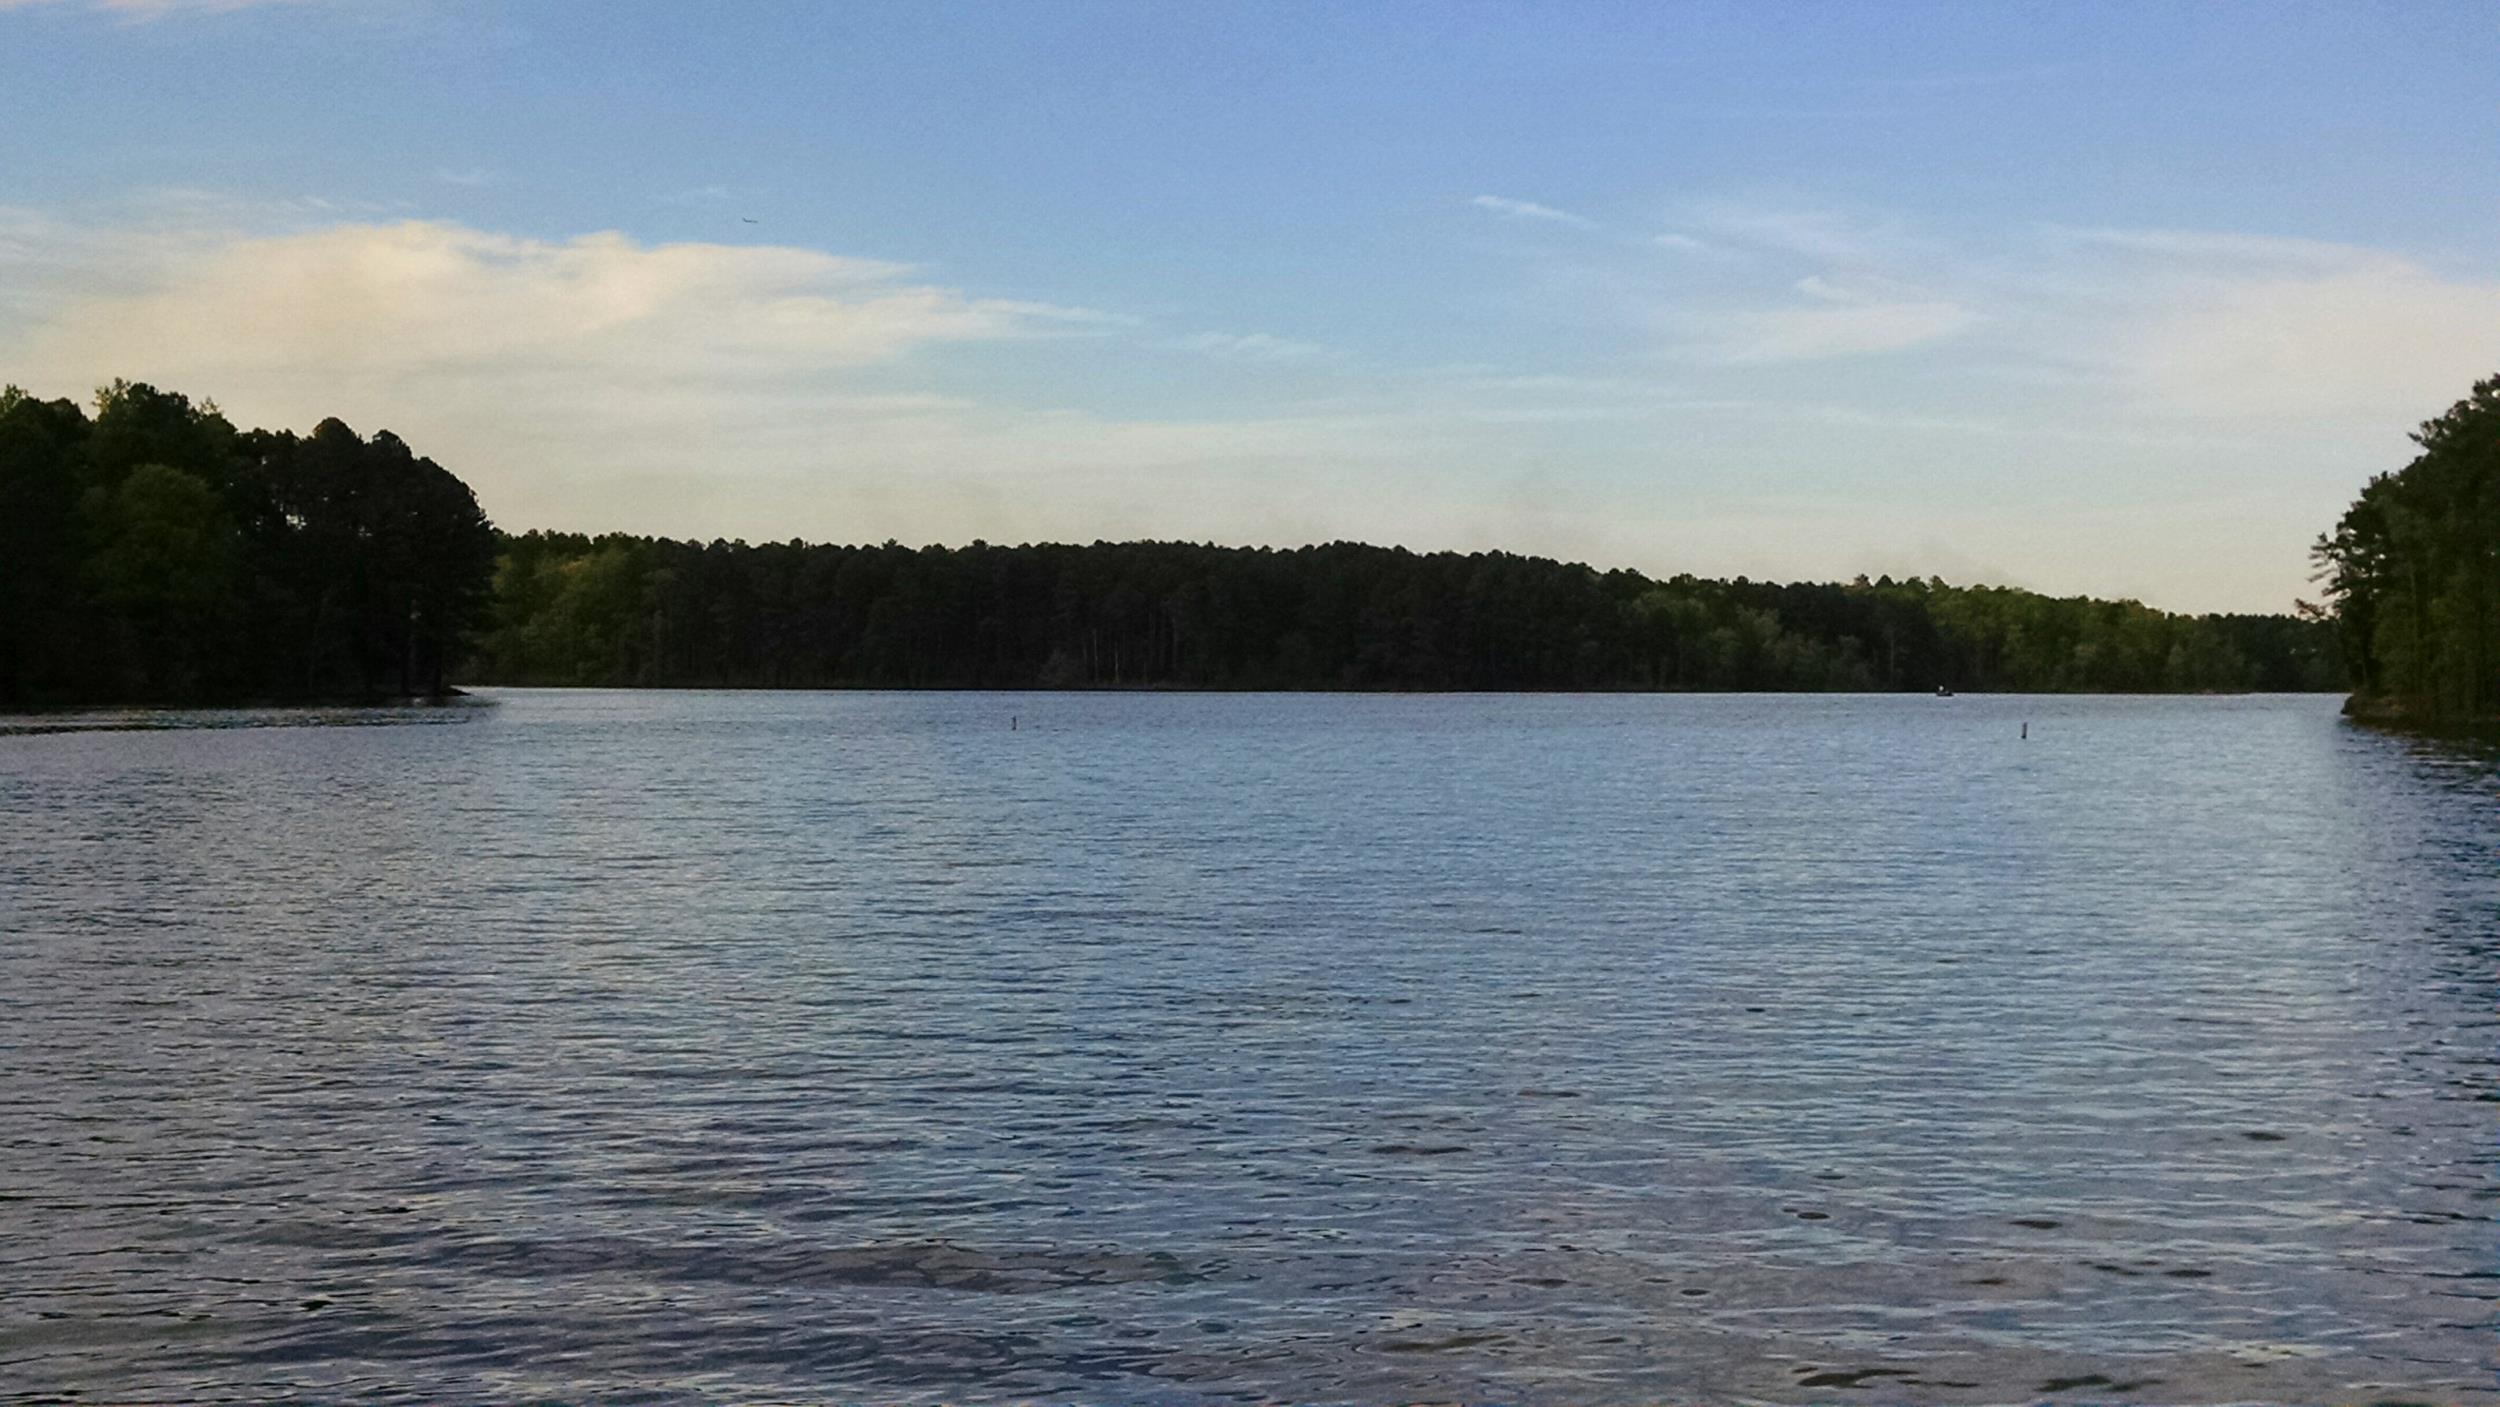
1935 685 1955 697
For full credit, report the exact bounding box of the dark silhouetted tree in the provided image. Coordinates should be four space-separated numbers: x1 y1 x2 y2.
0 382 500 704
2315 374 2500 720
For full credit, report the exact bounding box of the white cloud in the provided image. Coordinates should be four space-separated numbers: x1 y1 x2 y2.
1980 221 2500 425
0 215 1202 536
0 211 1464 554
15 220 1089 386
8 197 2475 614
5 206 2106 600
1470 194 1598 230
434 167 504 188
1631 206 2494 412
2125 260 2500 425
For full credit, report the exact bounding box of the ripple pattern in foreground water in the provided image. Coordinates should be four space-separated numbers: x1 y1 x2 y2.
2 690 2495 1403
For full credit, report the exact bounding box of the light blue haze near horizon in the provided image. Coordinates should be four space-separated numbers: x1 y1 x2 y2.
4 0 2498 613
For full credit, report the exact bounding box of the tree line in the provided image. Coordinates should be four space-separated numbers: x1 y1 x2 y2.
2314 374 2500 724
474 531 2337 693
0 382 497 705
1 380 2342 705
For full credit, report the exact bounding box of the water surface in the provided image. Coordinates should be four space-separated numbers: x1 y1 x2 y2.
2 690 2494 1403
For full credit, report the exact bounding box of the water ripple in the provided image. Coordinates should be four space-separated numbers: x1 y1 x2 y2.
1 690 2495 1403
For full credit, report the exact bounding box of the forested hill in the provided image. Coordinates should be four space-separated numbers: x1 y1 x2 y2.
2315 374 2500 725
474 531 2340 694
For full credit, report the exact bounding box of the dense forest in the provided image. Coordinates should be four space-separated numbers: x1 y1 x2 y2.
2314 374 2500 724
474 531 2337 693
0 382 498 705
1 380 2341 705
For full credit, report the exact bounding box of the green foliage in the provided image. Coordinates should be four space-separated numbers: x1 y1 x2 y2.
82 464 243 699
0 382 500 704
2 378 2340 703
2315 375 2500 719
470 536 2341 694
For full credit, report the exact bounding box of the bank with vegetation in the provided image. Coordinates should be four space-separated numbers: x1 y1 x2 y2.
2 379 2341 706
474 531 2334 693
2314 375 2500 730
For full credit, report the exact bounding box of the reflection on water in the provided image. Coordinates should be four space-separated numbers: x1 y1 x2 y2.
1 690 2494 1404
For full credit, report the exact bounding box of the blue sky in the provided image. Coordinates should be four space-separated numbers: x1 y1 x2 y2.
4 0 2498 611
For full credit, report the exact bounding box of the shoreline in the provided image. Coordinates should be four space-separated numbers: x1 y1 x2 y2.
0 690 479 716
4 684 2350 707
2342 692 2500 739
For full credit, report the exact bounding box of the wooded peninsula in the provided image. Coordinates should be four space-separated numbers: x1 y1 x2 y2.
12 375 2466 707
2312 375 2500 728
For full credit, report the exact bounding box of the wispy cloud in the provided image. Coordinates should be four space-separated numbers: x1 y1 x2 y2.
2043 224 2382 273
1459 181 2500 438
1712 297 1979 363
1970 222 2500 424
0 209 1447 555
1662 245 1981 363
1470 194 1598 230
8 219 1105 401
434 166 505 188
1164 330 1339 362
9 192 2478 614
1685 201 1928 267
2123 259 2500 424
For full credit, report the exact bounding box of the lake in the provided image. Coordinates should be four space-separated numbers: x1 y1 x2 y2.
2 690 2494 1404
